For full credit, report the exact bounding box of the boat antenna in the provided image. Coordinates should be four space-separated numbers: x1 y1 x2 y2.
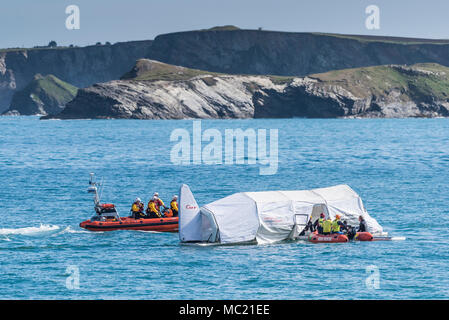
99 177 104 204
87 173 101 207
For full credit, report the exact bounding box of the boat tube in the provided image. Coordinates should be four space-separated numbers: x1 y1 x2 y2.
354 232 374 241
80 216 178 232
308 233 349 243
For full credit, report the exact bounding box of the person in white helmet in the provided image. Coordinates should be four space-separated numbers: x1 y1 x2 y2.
146 195 162 218
153 192 167 212
170 195 178 217
131 197 145 219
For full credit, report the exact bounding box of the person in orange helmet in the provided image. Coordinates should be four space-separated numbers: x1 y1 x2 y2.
331 214 347 234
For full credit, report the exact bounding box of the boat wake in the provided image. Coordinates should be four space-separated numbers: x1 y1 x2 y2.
56 226 90 235
0 224 61 237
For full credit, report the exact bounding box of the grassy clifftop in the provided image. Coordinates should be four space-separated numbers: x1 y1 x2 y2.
120 59 294 84
120 59 221 81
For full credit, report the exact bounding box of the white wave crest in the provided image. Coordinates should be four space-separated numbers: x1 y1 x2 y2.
57 226 90 234
0 224 60 236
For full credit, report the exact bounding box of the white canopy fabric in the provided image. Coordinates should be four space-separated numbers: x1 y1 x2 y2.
179 184 384 244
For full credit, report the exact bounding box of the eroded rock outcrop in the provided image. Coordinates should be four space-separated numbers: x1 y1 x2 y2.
44 60 449 120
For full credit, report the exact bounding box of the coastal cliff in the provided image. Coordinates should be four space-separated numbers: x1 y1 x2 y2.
0 41 153 112
44 60 449 119
5 27 449 113
149 28 449 76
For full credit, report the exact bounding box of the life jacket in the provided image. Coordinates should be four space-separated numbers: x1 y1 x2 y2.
170 200 178 212
332 219 341 232
131 203 142 213
154 198 164 210
318 218 324 226
147 200 159 214
323 219 332 233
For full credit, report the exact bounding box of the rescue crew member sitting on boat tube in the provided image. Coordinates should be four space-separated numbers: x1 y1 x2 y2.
313 213 325 234
154 192 168 212
131 198 145 219
358 215 368 232
331 214 347 234
170 195 178 217
146 196 163 218
322 217 332 235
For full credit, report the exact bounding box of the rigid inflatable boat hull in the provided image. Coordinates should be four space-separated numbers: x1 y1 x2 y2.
309 234 349 243
79 217 178 232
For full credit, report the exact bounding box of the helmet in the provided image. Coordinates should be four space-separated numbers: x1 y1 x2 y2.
153 192 159 197
173 195 178 200
336 214 341 219
135 197 141 203
320 213 325 218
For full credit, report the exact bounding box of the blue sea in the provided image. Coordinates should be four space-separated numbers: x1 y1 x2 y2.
1 116 448 300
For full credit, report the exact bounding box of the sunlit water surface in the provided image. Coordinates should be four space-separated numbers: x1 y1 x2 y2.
1 117 448 299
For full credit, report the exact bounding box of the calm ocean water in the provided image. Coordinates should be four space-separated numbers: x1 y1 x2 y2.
0 116 448 299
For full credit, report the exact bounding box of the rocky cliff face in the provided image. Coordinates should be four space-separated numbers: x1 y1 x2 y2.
44 60 449 120
149 29 449 77
5 28 449 113
0 41 152 112
3 74 77 116
45 76 271 120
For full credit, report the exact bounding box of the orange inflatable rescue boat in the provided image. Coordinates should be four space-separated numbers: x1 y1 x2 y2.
79 211 178 232
80 173 178 232
308 231 374 243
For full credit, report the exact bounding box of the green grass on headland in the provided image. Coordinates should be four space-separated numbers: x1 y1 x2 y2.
309 63 449 100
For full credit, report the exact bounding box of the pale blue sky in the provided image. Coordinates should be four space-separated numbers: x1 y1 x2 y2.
1 0 449 48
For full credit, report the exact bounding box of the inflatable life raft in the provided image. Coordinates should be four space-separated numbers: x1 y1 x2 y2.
308 232 374 243
80 216 179 232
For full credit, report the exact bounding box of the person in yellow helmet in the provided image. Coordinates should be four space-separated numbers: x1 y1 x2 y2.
131 198 145 219
146 196 162 218
331 214 347 234
170 195 178 217
322 217 332 235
